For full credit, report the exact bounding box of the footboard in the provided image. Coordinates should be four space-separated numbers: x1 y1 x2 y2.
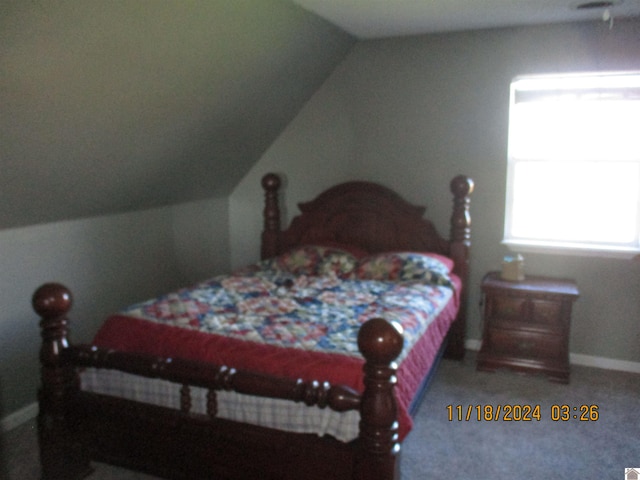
34 283 404 480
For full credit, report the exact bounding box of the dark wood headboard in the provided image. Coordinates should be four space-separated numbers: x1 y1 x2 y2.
260 173 474 358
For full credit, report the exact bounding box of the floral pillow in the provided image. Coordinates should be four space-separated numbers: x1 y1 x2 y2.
355 252 453 286
272 245 359 278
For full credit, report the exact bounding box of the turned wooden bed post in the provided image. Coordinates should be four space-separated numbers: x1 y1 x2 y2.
261 173 282 260
355 318 404 480
445 175 474 360
33 283 91 480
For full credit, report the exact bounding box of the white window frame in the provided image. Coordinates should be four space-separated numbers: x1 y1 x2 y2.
503 71 640 259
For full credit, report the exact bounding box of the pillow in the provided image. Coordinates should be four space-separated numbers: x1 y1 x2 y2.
355 252 453 286
273 245 358 278
314 241 370 260
414 252 454 272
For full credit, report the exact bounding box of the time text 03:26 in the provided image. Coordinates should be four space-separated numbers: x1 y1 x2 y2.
446 404 599 422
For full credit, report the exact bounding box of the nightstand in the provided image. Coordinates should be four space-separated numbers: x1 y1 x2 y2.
476 271 579 383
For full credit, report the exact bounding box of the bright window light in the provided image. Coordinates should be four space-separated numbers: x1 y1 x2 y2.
503 71 640 257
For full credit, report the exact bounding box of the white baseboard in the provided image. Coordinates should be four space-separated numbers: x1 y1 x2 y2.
569 352 640 374
1 401 38 432
465 339 640 374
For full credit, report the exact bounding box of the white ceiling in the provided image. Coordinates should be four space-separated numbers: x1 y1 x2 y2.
291 0 640 38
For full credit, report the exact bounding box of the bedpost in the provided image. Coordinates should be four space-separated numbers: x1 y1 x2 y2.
355 318 404 480
33 283 91 480
445 175 474 360
261 173 282 260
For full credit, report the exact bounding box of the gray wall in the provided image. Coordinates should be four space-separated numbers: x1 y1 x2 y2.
231 19 640 364
1 0 351 420
230 58 358 268
0 197 229 418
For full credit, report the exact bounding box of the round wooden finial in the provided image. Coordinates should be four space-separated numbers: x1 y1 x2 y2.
358 318 404 365
261 173 281 192
450 175 474 197
32 283 73 318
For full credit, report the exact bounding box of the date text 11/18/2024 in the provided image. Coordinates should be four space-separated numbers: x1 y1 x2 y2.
446 404 599 422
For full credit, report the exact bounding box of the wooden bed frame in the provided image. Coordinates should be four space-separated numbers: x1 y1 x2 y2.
33 173 473 480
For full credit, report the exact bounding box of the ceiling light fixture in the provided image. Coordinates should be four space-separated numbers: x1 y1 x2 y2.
574 0 622 28
575 1 616 8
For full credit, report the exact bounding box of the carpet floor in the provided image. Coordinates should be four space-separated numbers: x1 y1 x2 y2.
2 350 639 479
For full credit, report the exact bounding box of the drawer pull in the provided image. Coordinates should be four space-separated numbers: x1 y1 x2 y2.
518 340 535 352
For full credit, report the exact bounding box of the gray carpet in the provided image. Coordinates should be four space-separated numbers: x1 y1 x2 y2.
3 351 639 479
405 351 639 479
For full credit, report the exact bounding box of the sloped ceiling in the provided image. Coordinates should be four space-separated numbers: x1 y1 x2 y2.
1 0 354 229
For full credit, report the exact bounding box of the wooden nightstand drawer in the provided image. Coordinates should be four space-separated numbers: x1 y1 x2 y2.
489 295 525 320
485 328 564 361
489 295 564 331
530 298 564 325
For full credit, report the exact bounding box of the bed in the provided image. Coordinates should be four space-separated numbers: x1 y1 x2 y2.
33 172 473 480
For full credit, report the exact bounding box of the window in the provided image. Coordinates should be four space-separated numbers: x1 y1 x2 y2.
503 71 640 258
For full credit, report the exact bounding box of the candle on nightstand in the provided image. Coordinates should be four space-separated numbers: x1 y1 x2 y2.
501 254 524 281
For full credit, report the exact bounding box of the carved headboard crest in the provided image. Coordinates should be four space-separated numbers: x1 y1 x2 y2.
261 174 473 260
281 181 448 255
